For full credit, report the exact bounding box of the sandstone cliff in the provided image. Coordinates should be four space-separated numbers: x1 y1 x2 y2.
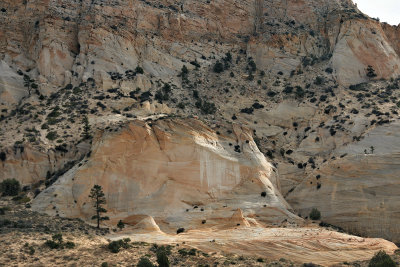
1 0 400 108
32 118 299 232
1 0 400 257
287 120 400 242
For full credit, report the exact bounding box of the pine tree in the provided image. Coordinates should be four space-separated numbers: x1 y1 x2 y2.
370 146 375 154
82 116 91 139
117 220 125 231
181 65 189 83
366 65 377 78
23 75 35 96
156 248 170 267
89 185 109 228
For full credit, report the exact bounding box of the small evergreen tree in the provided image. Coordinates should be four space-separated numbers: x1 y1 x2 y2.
181 65 189 82
156 248 170 267
0 151 6 162
370 146 375 154
0 178 21 196
213 61 224 73
366 65 377 78
135 66 144 74
181 65 188 75
137 257 155 267
368 250 396 267
117 220 125 231
82 116 91 139
309 208 321 220
225 52 232 62
23 75 35 96
89 185 109 228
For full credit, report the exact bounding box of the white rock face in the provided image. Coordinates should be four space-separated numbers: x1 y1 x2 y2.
32 118 300 232
287 121 400 242
1 0 399 92
0 143 90 185
0 61 26 105
332 20 400 86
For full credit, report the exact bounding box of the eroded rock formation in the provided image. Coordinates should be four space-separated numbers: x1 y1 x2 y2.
1 0 400 107
1 0 400 259
287 121 400 242
32 118 299 232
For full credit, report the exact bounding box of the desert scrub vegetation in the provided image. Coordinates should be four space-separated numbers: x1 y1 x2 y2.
108 238 131 253
44 233 75 249
309 208 321 220
0 178 21 196
368 250 396 267
46 131 58 141
137 257 155 267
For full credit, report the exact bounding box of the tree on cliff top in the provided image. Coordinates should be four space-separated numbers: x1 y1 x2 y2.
89 184 109 228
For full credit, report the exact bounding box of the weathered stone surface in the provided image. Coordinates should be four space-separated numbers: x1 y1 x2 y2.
332 20 400 86
32 118 299 232
113 226 397 266
0 61 26 106
1 0 399 91
0 143 89 185
287 121 400 242
1 0 400 259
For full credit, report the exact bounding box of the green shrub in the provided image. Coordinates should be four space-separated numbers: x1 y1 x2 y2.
44 234 75 250
46 131 58 141
28 246 35 255
45 240 61 249
0 151 6 162
178 248 189 256
177 102 185 109
73 87 82 94
309 208 321 220
366 65 377 78
137 257 155 267
283 86 293 94
156 248 170 267
295 86 305 98
200 101 217 115
12 194 30 204
64 241 75 249
155 84 172 103
213 61 224 73
314 76 324 85
0 207 11 215
117 220 125 230
368 250 396 267
248 60 256 72
188 248 197 256
0 178 21 196
181 65 188 75
108 238 131 253
136 66 144 74
178 247 197 256
47 107 61 118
